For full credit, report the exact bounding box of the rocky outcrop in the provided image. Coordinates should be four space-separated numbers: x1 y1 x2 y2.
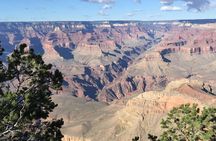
51 79 216 141
155 26 216 55
98 76 146 102
99 40 116 52
42 38 62 61
74 43 102 57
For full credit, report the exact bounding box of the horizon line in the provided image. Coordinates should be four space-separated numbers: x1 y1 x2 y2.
0 18 216 23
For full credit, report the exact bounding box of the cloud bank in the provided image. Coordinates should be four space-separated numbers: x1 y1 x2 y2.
81 0 212 16
160 0 210 11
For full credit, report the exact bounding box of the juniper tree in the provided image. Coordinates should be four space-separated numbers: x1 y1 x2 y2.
0 43 64 141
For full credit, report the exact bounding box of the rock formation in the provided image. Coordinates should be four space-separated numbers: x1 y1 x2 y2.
51 79 216 141
1 21 216 102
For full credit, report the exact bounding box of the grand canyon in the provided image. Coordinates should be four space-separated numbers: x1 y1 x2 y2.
1 19 216 140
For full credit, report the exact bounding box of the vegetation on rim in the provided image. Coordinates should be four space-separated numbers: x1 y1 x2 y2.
148 104 216 141
0 42 64 141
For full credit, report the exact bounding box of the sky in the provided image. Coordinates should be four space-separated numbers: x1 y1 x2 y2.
0 0 216 22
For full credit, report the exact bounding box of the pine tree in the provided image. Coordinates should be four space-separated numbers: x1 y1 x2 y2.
0 43 64 141
149 104 216 141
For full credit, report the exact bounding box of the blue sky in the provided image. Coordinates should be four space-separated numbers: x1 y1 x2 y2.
0 0 215 21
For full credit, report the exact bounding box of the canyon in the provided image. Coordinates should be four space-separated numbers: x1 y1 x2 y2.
0 21 166 101
1 19 216 140
52 79 216 141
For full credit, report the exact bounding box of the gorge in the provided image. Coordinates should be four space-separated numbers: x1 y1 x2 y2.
1 19 216 140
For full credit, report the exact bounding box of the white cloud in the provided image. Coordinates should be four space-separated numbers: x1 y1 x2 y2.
82 0 114 16
82 0 143 16
102 4 112 9
160 0 211 11
160 5 182 11
99 4 112 16
83 0 143 17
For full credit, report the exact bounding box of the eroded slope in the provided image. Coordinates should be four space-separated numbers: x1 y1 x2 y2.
51 79 216 141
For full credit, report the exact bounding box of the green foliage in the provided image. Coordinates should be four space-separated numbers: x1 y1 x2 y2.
149 104 216 141
0 43 64 141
